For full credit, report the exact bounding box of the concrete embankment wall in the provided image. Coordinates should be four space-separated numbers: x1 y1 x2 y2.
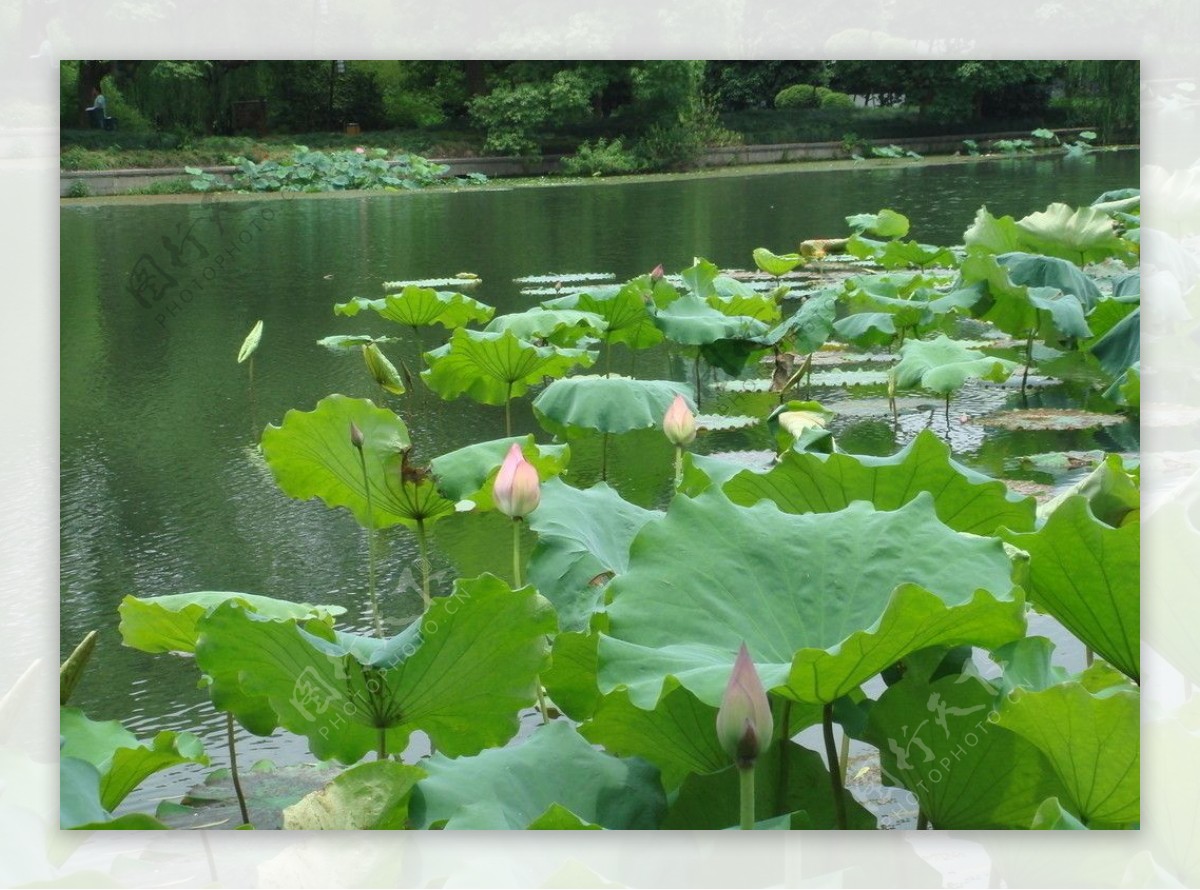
61 128 1098 197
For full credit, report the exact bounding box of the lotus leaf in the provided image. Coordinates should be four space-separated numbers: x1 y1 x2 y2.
891 335 1018 395
723 429 1035 535
408 721 666 829
752 247 804 277
597 491 1025 709
541 279 667 349
334 285 494 330
483 308 608 345
1001 495 1138 682
282 761 425 829
532 375 693 439
995 672 1139 826
421 329 594 406
865 669 1066 828
525 478 661 632
846 208 910 238
194 574 555 762
429 434 569 510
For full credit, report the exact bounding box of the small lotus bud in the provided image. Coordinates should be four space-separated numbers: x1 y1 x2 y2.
716 643 774 769
349 421 365 450
662 394 696 447
493 443 541 519
650 263 665 282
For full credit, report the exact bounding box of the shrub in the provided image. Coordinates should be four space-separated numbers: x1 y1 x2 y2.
98 75 154 133
774 84 819 109
816 87 856 109
66 180 91 198
561 138 641 177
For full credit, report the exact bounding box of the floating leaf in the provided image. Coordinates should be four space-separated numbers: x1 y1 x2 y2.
282 761 425 829
237 320 263 363
532 375 693 438
808 369 890 387
422 329 594 406
119 591 344 655
316 334 398 351
995 673 1139 826
382 277 482 290
976 408 1125 431
194 575 555 763
713 378 773 393
892 335 1018 395
694 414 759 432
723 429 1035 535
526 479 661 632
335 286 493 330
597 491 1025 710
1002 496 1138 682
409 721 666 829
514 272 616 284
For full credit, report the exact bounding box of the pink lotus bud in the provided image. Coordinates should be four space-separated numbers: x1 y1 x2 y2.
662 394 696 447
494 443 540 518
650 263 665 282
355 146 366 154
349 421 365 450
716 643 774 768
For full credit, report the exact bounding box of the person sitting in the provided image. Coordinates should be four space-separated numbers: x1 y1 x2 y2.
85 88 115 130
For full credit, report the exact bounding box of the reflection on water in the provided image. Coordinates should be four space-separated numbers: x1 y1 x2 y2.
60 152 1139 808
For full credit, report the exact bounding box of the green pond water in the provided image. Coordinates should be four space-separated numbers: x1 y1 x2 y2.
60 150 1140 811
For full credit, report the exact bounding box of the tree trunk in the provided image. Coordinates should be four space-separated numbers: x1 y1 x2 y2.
464 60 487 97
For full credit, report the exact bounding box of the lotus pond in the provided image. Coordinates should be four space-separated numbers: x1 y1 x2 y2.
60 151 1140 830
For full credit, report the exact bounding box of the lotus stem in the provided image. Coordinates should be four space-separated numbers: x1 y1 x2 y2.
505 382 513 437
601 431 610 482
673 445 683 488
535 683 549 725
226 712 251 826
605 337 613 377
823 703 848 830
378 727 387 760
511 518 522 588
693 355 702 412
739 765 756 830
917 810 929 830
777 700 791 812
416 518 432 609
1022 331 1034 400
1085 646 1094 668
944 393 951 430
247 355 258 440
357 446 383 638
839 729 850 784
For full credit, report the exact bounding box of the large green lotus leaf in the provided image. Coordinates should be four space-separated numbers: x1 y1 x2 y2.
963 206 1024 255
841 278 927 329
706 291 781 323
699 338 771 377
526 804 603 829
542 280 666 349
262 395 457 530
194 575 555 763
1037 453 1140 529
281 761 425 829
961 254 1092 342
997 252 1101 311
846 237 956 270
1031 797 1089 829
1001 495 1139 682
892 334 1018 395
408 721 666 829
680 257 721 298
581 677 823 790
995 675 1139 826
832 311 897 347
525 479 661 632
119 591 344 655
662 741 875 829
865 670 1067 828
1090 306 1140 378
532 375 694 439
60 756 109 829
597 491 1025 709
541 630 602 721
1084 297 1139 344
762 289 836 351
334 286 494 329
723 429 1036 535
1015 202 1128 265
60 708 208 811
651 294 770 346
753 247 803 277
429 434 569 510
846 208 910 238
989 636 1070 695
421 328 594 405
483 308 608 345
